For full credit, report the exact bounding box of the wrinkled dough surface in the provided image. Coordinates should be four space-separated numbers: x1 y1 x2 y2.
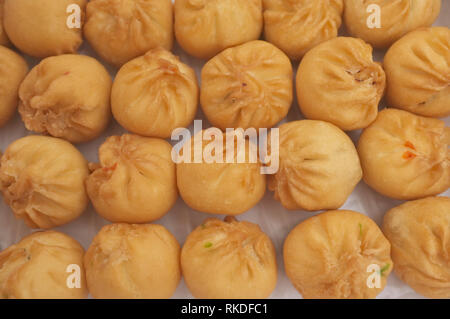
263 0 343 60
284 210 393 299
0 45 28 127
0 231 87 299
84 0 173 66
175 0 263 59
201 40 293 131
383 196 450 299
384 27 450 118
296 37 386 131
344 0 441 48
0 135 89 229
86 134 177 223
181 217 277 299
358 109 449 200
84 223 181 299
3 0 87 58
112 48 198 138
176 130 266 215
268 120 362 211
19 54 112 143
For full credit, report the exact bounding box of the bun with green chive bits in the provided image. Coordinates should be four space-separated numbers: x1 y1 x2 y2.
284 210 393 299
181 216 277 299
383 196 450 299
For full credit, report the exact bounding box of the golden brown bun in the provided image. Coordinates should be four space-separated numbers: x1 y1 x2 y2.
358 109 449 200
0 231 88 299
18 54 112 143
0 45 27 127
296 37 385 131
174 0 263 59
176 130 266 215
84 223 181 299
268 120 362 211
3 0 87 58
383 197 450 298
384 27 450 118
284 210 393 299
84 0 173 67
112 48 198 138
383 196 450 299
263 0 343 60
181 217 277 299
344 0 441 48
201 40 293 131
0 136 89 229
86 134 177 223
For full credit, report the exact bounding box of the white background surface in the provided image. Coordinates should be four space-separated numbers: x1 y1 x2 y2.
0 1 448 299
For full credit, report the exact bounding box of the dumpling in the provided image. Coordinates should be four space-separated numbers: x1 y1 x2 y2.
176 130 266 215
0 135 89 229
112 48 198 139
0 45 28 127
174 0 263 59
284 210 393 299
344 0 441 48
84 0 173 67
18 54 112 143
296 37 386 131
383 196 450 299
3 0 87 58
201 40 293 131
268 120 362 211
181 217 277 299
84 223 181 299
384 27 450 118
263 0 344 60
0 231 88 299
86 134 177 223
0 0 9 46
358 109 449 200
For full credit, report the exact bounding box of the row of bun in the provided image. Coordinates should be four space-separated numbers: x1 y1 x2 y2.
0 0 442 61
2 29 449 142
0 105 448 229
1 196 449 299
